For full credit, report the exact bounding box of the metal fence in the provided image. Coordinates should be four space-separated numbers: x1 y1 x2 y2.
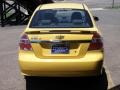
0 0 53 27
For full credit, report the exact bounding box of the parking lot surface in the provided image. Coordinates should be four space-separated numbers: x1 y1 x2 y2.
0 3 120 90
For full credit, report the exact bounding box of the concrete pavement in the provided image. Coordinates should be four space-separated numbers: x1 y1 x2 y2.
55 0 120 8
0 5 120 90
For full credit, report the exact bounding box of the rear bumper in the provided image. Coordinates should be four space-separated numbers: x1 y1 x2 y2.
19 51 104 77
22 70 102 77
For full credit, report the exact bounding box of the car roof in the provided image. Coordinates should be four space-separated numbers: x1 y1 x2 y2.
39 3 86 10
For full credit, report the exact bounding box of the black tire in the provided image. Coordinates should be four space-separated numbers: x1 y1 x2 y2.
93 68 108 90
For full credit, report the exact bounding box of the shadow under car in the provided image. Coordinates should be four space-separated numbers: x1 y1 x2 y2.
25 68 108 90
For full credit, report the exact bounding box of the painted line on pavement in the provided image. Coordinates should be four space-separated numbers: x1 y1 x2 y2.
105 66 115 89
90 8 106 11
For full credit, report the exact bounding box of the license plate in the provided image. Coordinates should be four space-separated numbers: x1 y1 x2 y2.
51 43 69 54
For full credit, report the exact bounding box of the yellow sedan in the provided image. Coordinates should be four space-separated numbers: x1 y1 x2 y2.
18 3 104 77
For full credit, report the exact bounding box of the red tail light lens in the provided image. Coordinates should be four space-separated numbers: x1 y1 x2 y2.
88 32 103 50
19 34 32 51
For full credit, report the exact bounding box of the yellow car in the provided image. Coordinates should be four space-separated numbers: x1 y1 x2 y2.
19 3 104 77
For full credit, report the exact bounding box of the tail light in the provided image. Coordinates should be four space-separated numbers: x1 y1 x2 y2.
88 32 103 50
19 34 32 51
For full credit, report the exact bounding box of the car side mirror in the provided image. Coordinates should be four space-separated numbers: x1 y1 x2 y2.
94 16 99 21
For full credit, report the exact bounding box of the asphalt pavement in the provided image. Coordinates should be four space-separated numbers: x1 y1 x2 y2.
55 0 120 8
0 2 120 90
93 9 120 86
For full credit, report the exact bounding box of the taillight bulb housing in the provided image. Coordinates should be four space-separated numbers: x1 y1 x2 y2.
88 32 103 51
19 34 32 51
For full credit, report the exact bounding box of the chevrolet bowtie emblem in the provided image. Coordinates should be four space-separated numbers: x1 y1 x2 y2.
56 35 64 40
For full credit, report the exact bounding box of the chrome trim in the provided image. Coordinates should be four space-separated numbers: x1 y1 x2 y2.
30 40 91 43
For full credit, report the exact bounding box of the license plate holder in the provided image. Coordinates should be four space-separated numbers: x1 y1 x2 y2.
51 43 69 54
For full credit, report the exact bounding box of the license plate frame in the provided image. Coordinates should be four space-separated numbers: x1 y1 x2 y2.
51 43 69 54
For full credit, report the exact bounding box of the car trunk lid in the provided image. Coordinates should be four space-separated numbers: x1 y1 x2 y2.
26 29 95 59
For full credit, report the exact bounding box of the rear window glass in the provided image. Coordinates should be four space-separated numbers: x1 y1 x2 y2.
29 9 93 28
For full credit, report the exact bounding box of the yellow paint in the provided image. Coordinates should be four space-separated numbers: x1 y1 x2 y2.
18 3 104 77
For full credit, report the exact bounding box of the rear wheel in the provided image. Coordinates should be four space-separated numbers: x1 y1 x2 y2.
24 76 32 80
93 68 108 90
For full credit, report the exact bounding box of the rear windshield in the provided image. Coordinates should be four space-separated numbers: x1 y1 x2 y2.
29 9 93 28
